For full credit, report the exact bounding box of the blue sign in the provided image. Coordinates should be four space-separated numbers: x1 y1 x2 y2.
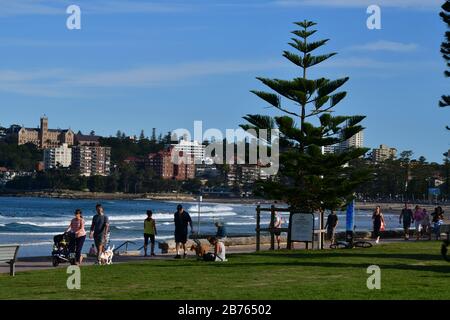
428 188 441 196
346 200 355 232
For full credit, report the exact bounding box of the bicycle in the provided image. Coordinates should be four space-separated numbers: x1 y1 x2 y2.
330 227 373 249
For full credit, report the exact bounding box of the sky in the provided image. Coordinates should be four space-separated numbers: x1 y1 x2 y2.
0 0 449 162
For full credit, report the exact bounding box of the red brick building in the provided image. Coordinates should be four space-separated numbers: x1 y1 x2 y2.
146 147 195 181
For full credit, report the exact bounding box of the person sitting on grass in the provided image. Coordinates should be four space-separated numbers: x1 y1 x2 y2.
144 210 157 257
204 237 227 262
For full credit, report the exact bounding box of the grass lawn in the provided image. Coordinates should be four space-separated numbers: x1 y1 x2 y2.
0 241 449 300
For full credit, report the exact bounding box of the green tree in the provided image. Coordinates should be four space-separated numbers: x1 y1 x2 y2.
440 1 450 129
240 20 370 213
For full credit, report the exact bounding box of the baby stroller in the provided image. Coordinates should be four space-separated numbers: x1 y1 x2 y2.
51 232 76 267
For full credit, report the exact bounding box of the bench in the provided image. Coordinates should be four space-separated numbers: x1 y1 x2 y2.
0 245 20 276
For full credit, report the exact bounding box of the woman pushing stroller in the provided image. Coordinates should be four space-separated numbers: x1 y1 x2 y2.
65 209 87 265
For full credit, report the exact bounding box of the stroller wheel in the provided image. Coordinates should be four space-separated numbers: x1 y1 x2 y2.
52 256 60 267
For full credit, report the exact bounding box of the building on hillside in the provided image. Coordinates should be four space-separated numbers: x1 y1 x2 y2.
72 146 111 177
371 144 397 162
226 163 271 188
146 147 195 181
336 130 364 153
74 133 101 146
13 117 74 149
171 139 206 164
43 143 72 170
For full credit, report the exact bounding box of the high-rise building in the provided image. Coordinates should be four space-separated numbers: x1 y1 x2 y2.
372 144 397 162
43 143 72 170
171 140 205 164
338 130 364 152
14 117 74 149
72 146 111 177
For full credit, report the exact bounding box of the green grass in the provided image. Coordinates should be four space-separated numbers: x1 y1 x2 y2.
0 241 449 300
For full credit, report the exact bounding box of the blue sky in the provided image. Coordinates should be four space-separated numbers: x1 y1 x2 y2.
0 0 448 162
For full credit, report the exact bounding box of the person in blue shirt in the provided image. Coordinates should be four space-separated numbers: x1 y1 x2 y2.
174 204 193 259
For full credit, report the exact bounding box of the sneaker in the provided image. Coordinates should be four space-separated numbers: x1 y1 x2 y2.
151 253 156 257
175 255 181 259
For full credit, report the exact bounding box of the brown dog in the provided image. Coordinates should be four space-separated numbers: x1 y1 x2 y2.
190 242 210 258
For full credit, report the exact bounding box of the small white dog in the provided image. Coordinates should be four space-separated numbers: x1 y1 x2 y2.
99 245 115 265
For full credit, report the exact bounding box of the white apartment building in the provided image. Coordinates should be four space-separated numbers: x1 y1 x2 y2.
338 130 364 152
43 143 72 170
171 139 206 164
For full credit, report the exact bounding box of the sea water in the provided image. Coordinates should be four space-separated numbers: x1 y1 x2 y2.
0 197 403 257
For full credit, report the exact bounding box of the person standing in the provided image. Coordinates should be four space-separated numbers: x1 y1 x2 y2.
273 210 283 250
432 207 445 240
89 204 110 264
372 206 385 244
66 209 86 265
174 204 193 259
215 222 227 240
422 209 432 240
413 205 424 240
325 211 339 245
399 203 414 240
144 210 157 257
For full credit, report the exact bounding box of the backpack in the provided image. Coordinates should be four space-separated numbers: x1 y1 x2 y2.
203 253 215 262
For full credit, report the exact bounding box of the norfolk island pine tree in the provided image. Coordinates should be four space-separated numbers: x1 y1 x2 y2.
240 20 371 225
440 1 450 130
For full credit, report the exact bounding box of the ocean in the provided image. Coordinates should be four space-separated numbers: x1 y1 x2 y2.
0 196 403 257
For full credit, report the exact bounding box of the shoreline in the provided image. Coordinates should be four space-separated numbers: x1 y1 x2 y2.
1 190 449 212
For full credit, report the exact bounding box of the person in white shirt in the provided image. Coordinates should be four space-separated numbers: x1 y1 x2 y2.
208 237 227 262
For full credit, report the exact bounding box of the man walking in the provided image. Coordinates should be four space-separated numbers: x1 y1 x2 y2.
174 204 193 259
90 204 110 264
325 211 339 245
399 203 414 240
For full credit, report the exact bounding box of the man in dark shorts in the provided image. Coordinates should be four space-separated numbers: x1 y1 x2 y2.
174 204 193 259
89 204 110 264
325 211 339 245
399 203 414 240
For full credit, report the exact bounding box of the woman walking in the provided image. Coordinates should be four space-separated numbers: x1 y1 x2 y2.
372 206 385 244
66 209 86 265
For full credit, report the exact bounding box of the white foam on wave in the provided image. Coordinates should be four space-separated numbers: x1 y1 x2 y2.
0 232 60 236
188 205 234 213
15 221 68 227
20 241 54 247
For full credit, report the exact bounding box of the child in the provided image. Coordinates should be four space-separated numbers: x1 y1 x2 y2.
144 210 157 257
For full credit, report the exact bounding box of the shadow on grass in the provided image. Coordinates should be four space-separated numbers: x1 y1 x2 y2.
258 252 444 262
138 258 450 275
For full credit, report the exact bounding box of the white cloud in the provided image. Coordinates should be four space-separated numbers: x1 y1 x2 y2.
274 0 442 9
0 59 283 97
347 40 419 53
